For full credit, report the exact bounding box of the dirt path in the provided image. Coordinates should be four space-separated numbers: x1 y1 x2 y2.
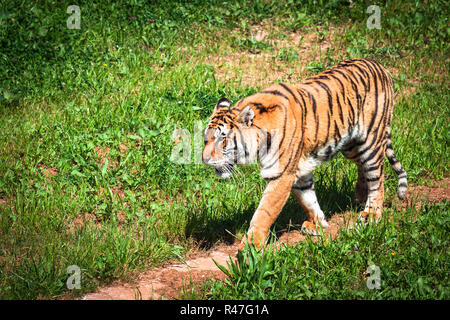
82 179 449 300
82 212 352 300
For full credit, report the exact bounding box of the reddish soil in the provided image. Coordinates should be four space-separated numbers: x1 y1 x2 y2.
83 249 236 300
81 178 449 300
394 177 449 210
38 163 58 180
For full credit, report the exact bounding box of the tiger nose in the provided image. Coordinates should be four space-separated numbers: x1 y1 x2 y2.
202 154 210 165
202 143 215 165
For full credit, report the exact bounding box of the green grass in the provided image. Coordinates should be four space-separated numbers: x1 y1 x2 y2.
0 0 448 299
187 202 449 300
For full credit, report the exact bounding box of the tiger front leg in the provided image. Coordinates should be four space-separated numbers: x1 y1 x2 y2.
291 173 329 235
239 175 295 250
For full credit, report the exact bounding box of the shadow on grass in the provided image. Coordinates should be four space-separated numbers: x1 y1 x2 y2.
273 173 357 237
185 172 357 249
185 204 257 249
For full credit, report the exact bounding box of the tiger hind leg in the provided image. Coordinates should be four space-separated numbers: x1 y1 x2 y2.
355 165 368 204
357 159 385 223
291 173 329 235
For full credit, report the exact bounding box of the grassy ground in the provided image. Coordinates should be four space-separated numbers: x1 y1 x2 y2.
187 202 449 299
0 0 448 299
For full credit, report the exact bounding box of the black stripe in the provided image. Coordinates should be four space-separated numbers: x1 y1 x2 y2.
366 59 387 88
347 97 355 123
335 92 344 124
296 88 308 119
344 69 362 111
253 103 281 114
291 89 307 169
350 129 381 159
266 131 272 153
304 90 319 143
360 145 382 164
310 92 317 115
277 84 305 171
253 123 263 131
342 141 356 152
334 120 341 141
326 111 331 142
364 63 381 135
233 134 238 163
327 73 346 97
332 69 350 81
265 175 281 181
235 128 249 160
279 84 307 169
263 104 287 171
261 90 289 101
326 72 342 84
364 165 380 172
387 155 398 165
263 152 282 170
370 148 387 167
292 182 314 191
279 83 301 105
351 63 369 91
315 81 333 115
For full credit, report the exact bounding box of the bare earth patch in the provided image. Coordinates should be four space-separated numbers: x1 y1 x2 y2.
83 248 235 300
397 177 450 210
200 22 345 89
65 213 98 235
81 178 448 300
38 163 58 181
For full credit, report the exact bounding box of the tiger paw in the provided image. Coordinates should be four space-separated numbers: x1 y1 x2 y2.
357 210 382 224
301 220 328 236
238 228 268 251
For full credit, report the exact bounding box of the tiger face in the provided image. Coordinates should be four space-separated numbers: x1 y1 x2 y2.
202 98 258 179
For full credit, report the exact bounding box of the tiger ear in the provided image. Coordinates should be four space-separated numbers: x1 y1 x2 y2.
238 105 255 127
215 97 231 110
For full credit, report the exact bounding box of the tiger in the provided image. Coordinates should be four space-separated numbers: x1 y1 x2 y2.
202 58 407 250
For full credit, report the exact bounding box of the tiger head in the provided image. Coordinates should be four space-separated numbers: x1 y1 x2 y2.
202 98 260 179
203 94 288 179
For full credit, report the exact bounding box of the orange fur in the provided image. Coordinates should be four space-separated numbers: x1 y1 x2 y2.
203 59 407 249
